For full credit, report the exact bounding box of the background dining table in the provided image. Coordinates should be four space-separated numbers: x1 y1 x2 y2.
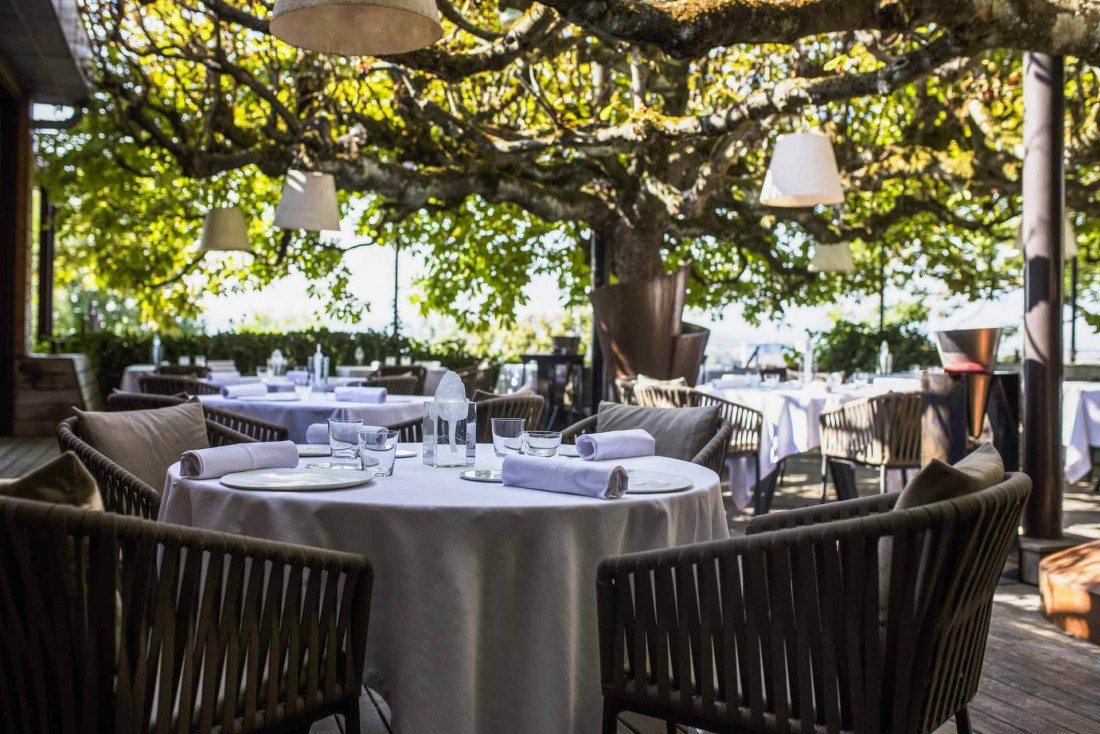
159 445 726 734
198 393 431 442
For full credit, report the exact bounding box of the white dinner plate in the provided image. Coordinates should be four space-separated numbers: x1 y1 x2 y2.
237 393 300 402
626 469 693 494
395 449 418 459
296 444 331 457
220 468 373 491
558 445 580 458
460 469 503 483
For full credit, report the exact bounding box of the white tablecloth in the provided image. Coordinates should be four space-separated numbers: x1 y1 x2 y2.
700 384 881 508
120 364 156 392
197 393 431 442
159 446 726 734
1063 381 1100 482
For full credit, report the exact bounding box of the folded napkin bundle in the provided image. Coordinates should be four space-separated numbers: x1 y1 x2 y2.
334 386 387 404
502 454 628 500
180 440 299 480
221 382 268 399
207 370 243 383
575 429 655 462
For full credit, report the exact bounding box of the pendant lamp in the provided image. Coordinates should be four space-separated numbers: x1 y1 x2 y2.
270 0 443 56
760 131 845 207
199 206 251 251
808 243 855 273
274 170 342 232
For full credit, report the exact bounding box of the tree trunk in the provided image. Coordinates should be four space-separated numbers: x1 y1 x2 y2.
609 220 665 283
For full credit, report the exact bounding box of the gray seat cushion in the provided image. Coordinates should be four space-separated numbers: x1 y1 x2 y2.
596 401 719 462
880 443 1005 620
76 402 209 492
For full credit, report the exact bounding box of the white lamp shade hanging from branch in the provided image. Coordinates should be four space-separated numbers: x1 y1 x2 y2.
269 0 442 56
200 206 252 251
808 243 855 273
1013 214 1078 258
759 131 845 207
274 170 342 232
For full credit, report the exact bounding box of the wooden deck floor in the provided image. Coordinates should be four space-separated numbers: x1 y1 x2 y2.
2 439 1097 734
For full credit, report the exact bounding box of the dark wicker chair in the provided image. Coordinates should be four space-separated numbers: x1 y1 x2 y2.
455 363 500 396
635 383 764 480
0 493 373 734
473 394 546 443
560 412 733 475
138 373 220 396
387 416 424 443
613 377 639 405
597 472 1031 734
57 415 254 520
107 390 291 443
820 391 923 497
378 364 427 394
154 364 202 377
364 374 419 396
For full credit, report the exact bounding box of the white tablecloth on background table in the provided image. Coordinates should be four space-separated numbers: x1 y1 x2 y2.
198 393 431 442
159 446 726 734
1063 381 1100 482
120 364 156 392
699 384 889 508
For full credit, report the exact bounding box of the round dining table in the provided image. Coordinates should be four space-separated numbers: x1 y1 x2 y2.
197 393 431 442
159 445 727 734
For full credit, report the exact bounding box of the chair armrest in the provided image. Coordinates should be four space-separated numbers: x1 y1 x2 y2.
691 419 732 472
561 414 598 443
745 491 899 535
206 419 257 446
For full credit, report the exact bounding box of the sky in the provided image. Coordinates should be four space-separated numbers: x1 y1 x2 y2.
198 236 1099 366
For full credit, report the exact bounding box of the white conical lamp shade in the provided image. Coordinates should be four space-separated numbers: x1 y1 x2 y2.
274 170 342 232
760 131 845 207
1013 214 1078 258
808 243 855 273
270 0 442 56
200 206 251 251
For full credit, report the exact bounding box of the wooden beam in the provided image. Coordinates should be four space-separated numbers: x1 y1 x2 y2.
0 87 32 435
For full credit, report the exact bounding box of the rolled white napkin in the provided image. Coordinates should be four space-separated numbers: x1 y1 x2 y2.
221 382 268 399
179 440 299 479
334 386 387 403
501 454 628 500
575 429 655 461
207 370 242 382
305 423 329 444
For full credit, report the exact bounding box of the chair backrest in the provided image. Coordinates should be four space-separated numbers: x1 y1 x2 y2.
378 365 427 393
597 472 1030 734
154 364 202 377
455 363 500 396
57 417 161 519
635 385 763 456
107 390 185 412
821 391 923 466
0 494 372 734
613 377 638 405
474 394 546 442
108 391 289 443
138 374 220 396
366 374 419 395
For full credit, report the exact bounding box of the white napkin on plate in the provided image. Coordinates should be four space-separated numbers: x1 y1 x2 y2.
501 455 628 500
334 386 387 403
221 382 268 399
575 429 655 462
179 440 299 479
305 423 329 444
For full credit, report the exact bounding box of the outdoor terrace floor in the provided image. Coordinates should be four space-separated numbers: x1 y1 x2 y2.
4 440 1098 733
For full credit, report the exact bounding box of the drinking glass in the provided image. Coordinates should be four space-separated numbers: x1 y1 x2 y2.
523 430 561 457
491 418 526 457
762 373 780 388
179 355 191 366
195 355 207 367
359 428 400 476
328 418 365 460
851 372 871 388
256 367 270 380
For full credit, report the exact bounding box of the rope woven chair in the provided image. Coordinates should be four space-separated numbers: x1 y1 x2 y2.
0 494 373 734
107 390 291 443
597 472 1031 734
154 364 203 376
819 390 923 497
473 394 546 443
57 415 254 520
561 413 733 475
138 373 220 396
455 363 501 395
378 364 427 394
386 416 424 443
364 374 419 395
613 377 639 405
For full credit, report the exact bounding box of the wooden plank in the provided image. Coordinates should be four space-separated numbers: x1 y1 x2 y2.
977 676 1100 733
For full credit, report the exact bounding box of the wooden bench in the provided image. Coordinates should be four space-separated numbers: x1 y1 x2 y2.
13 353 103 437
1040 538 1100 645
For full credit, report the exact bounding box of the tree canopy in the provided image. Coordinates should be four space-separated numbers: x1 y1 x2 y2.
35 0 1100 332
